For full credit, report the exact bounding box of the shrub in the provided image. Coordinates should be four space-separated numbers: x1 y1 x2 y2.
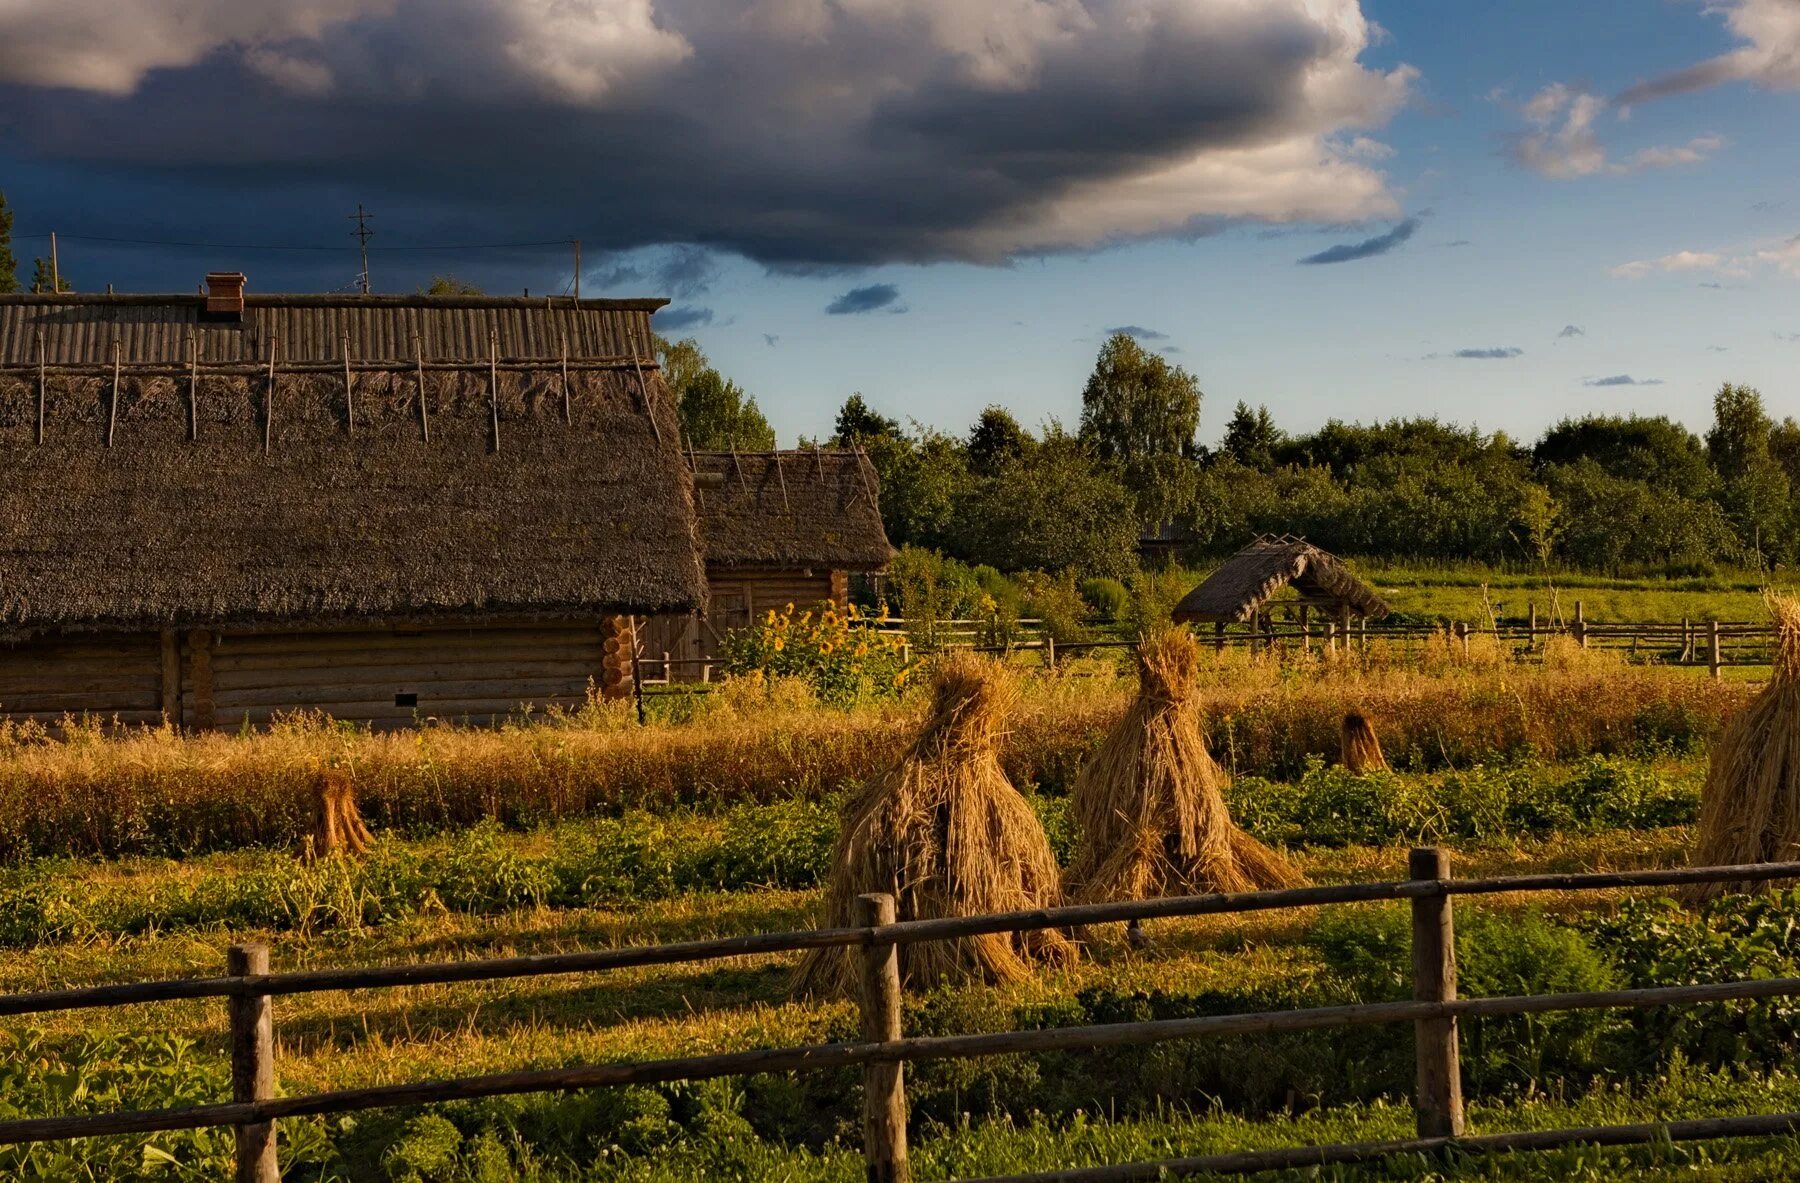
1078 576 1130 623
719 601 915 703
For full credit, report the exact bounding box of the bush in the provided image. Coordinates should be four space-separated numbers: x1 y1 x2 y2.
1078 577 1130 623
1018 570 1091 643
718 601 914 703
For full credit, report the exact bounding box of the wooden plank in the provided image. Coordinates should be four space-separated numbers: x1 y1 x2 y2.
160 629 180 722
857 893 910 1183
213 677 597 710
213 662 603 694
210 628 603 658
211 649 604 678
227 945 279 1183
1410 847 1464 1138
186 630 215 731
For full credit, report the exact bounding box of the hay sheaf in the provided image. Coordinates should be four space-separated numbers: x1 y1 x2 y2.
0 367 703 634
1340 710 1389 774
1690 595 1800 898
1065 628 1303 902
794 653 1074 995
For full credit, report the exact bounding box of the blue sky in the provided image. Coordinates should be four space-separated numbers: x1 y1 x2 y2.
2 0 1796 447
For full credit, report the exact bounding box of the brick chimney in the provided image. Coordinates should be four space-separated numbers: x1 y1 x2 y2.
204 271 246 318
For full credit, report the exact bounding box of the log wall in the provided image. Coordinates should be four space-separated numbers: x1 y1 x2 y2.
0 632 164 725
638 567 842 682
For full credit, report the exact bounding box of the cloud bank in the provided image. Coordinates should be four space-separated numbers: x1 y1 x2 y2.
1509 83 1722 179
0 0 1415 268
1583 374 1663 387
1297 216 1418 264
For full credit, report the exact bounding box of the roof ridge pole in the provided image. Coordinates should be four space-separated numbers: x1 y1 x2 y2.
631 352 664 447
343 332 355 437
559 331 571 425
775 449 790 513
263 335 278 455
106 338 121 448
186 331 199 442
488 329 501 454
34 333 45 446
414 333 430 444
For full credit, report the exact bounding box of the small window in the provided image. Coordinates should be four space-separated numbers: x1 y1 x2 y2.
394 692 418 708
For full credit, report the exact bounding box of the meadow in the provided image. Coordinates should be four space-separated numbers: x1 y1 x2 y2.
2 647 1798 1181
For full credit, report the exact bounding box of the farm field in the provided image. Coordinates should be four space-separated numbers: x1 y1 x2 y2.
1354 562 1800 625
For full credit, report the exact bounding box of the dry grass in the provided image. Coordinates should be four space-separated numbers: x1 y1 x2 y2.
1064 629 1302 902
1690 595 1800 896
794 654 1074 994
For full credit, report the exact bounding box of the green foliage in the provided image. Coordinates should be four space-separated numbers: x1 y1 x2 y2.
718 602 912 702
0 191 16 294
421 275 483 295
1707 382 1790 566
966 405 1030 475
675 369 776 450
950 429 1139 576
1219 401 1281 470
883 545 982 639
1077 576 1130 623
1535 414 1715 498
29 256 69 294
1078 332 1201 464
830 393 899 444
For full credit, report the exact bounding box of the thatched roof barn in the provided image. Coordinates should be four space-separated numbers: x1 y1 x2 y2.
0 278 705 727
639 450 893 680
1172 537 1388 625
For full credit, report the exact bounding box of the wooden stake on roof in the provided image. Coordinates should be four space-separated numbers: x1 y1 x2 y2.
559 331 572 425
342 332 356 437
413 333 430 444
731 447 748 492
33 333 44 446
186 331 199 442
488 330 501 454
852 444 878 505
631 352 664 447
106 339 121 448
263 336 279 455
774 449 790 513
814 443 824 480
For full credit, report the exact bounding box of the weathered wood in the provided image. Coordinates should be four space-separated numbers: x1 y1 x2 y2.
857 894 910 1183
34 333 45 445
415 336 430 443
188 332 200 441
263 338 278 454
488 331 501 453
1711 619 1723 679
209 627 605 658
159 630 181 722
1574 600 1587 649
0 357 660 377
212 677 598 710
342 333 355 437
186 630 215 731
212 660 605 692
1410 847 1464 1138
632 353 664 445
228 944 279 1183
106 339 121 448
560 332 572 424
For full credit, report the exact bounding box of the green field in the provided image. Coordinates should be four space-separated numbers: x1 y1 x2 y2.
1353 561 1799 625
1 657 1797 1181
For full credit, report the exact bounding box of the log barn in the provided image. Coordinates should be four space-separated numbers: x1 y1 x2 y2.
638 450 893 679
0 277 708 728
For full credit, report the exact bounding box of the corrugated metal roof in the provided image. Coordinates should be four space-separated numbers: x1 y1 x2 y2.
0 294 666 365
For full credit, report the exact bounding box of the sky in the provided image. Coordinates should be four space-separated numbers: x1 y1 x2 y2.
1 0 1797 447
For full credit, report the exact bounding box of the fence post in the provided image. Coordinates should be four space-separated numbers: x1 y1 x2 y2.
1409 847 1464 1140
228 944 280 1183
1710 620 1722 680
1682 616 1692 663
1574 601 1587 649
1527 602 1537 650
1044 634 1056 671
856 893 909 1183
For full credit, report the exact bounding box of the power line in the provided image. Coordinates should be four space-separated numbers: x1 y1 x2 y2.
8 231 575 252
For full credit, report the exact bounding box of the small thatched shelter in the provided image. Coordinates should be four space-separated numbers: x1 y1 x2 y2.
1172 537 1387 639
0 279 705 728
639 450 892 679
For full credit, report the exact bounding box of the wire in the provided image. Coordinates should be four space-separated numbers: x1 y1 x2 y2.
9 232 575 253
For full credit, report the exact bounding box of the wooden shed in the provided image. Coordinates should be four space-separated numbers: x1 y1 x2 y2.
638 450 892 679
1172 536 1388 635
0 281 705 728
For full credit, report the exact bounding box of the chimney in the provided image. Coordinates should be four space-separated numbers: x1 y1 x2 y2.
204 271 247 318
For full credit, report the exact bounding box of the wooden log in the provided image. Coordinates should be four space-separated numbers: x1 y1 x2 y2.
212 660 605 693
186 630 215 731
488 331 500 453
262 338 278 454
209 627 603 658
1711 620 1723 679
342 333 355 437
857 894 910 1183
107 340 121 448
228 944 279 1183
1574 600 1587 649
34 333 45 445
212 676 597 710
560 332 572 425
188 332 200 442
160 629 181 722
0 356 664 377
414 336 431 444
1410 847 1464 1138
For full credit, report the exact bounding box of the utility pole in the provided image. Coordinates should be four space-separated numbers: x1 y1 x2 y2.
349 205 373 294
573 238 581 300
49 231 58 292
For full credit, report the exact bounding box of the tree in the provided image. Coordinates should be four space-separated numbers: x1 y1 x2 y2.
30 256 69 293
950 428 1138 577
832 393 900 444
0 191 17 294
656 336 709 403
423 275 483 295
1219 402 1282 470
1078 332 1201 463
1706 383 1789 565
1535 414 1713 498
677 369 776 450
967 406 1030 475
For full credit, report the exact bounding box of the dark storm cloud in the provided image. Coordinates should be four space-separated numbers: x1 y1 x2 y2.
826 284 902 316
1583 374 1664 386
1296 216 1418 264
1107 325 1168 340
1557 324 1584 338
655 305 714 330
0 1 1412 274
1450 347 1523 359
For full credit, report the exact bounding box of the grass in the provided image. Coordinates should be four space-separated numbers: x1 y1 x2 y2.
1356 560 1800 624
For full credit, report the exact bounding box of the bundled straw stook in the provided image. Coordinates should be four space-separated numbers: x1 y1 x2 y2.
794 653 1074 995
1690 595 1800 898
1340 710 1389 774
304 767 374 861
1064 628 1304 904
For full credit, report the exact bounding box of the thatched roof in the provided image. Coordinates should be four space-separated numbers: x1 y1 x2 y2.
1172 537 1388 624
0 293 704 637
690 450 892 570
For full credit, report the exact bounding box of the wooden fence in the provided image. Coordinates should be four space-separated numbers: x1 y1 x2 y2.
6 853 1800 1180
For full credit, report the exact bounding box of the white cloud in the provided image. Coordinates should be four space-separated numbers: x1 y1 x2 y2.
0 0 1418 266
1611 236 1800 280
1620 0 1800 104
1511 83 1723 179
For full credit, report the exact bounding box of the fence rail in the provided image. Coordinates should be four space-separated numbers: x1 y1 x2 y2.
6 854 1800 1179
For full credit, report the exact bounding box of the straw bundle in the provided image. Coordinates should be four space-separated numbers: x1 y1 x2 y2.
1690 595 1800 897
1064 628 1303 904
793 653 1074 995
1340 710 1389 774
304 767 373 861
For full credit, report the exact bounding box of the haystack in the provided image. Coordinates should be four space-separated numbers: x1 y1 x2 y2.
304 767 374 861
793 653 1074 995
1341 710 1389 774
1064 628 1303 904
1690 595 1800 898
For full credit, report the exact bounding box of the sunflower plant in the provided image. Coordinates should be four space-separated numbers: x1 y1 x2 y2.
719 602 915 703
